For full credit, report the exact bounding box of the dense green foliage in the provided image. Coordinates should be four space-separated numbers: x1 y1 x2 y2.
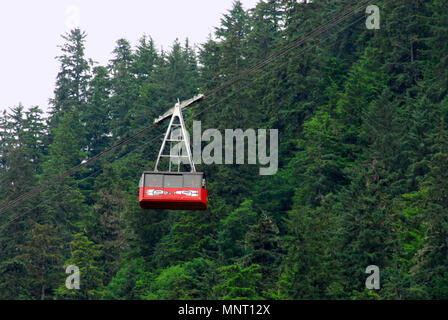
1 0 448 300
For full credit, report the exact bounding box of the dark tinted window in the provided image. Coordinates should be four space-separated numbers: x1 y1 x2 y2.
145 174 163 188
164 175 183 188
183 175 202 188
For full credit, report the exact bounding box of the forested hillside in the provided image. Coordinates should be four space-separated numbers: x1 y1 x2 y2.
1 0 448 300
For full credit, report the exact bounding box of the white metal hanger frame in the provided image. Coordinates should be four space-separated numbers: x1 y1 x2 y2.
154 94 204 173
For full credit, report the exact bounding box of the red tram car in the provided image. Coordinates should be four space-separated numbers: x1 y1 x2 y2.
139 172 207 211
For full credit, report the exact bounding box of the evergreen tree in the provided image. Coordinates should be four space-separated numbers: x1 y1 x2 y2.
213 264 262 300
109 39 137 140
16 222 64 300
50 29 90 126
55 233 104 299
240 213 281 298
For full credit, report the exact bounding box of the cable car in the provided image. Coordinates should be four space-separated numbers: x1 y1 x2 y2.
139 95 208 211
139 172 207 210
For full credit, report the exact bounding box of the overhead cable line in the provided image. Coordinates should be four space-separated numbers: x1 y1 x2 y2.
0 133 165 233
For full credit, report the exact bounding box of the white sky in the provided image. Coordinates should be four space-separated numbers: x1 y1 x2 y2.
0 0 259 114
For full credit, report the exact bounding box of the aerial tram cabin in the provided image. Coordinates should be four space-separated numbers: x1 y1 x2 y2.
139 95 208 211
139 172 207 210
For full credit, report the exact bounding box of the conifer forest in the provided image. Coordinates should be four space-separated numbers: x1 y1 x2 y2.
1 0 448 300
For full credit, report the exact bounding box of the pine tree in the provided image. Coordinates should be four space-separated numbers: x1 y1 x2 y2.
38 111 87 231
108 38 137 140
279 196 343 299
0 106 46 299
84 66 112 156
240 213 281 298
411 118 448 298
55 233 104 299
213 264 262 300
217 200 258 263
16 222 64 300
50 29 90 126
